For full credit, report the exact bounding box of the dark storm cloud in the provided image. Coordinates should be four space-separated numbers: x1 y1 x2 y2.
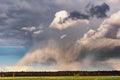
86 2 110 18
69 2 110 19
69 11 89 19
57 2 110 25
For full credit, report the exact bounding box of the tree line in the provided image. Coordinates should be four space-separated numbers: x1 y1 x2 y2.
0 71 120 77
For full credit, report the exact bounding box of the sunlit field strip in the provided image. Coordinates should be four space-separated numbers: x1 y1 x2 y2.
0 76 120 80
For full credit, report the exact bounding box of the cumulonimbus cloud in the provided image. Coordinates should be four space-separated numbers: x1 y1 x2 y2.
19 11 120 71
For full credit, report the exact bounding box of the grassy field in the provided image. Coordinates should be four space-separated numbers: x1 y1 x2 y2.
0 76 120 80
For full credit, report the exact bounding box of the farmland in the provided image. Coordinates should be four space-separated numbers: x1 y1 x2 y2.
0 76 120 80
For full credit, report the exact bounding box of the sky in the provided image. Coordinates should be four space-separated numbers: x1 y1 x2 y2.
0 0 120 71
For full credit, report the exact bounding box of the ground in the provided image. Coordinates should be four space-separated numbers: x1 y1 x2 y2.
0 76 120 80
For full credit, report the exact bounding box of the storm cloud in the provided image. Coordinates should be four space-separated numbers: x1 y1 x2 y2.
50 2 110 30
0 0 120 71
76 10 120 63
19 11 120 71
86 2 110 18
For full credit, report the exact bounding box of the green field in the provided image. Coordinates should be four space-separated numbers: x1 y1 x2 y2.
0 76 120 80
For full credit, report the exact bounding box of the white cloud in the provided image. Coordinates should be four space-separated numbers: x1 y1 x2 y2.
21 26 36 32
50 10 89 30
33 30 43 34
105 11 120 25
0 66 6 72
2 65 35 72
60 34 67 40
